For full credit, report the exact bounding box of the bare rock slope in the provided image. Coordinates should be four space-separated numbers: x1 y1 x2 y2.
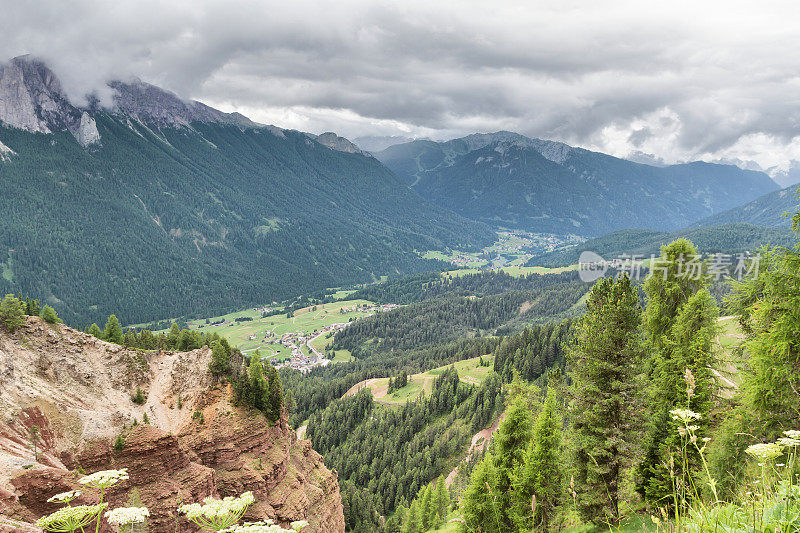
0 317 344 532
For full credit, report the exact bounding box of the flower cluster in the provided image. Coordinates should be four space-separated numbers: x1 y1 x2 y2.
745 442 784 461
670 408 702 423
179 491 255 530
35 503 107 532
220 520 308 533
78 468 130 489
47 490 81 504
105 506 150 526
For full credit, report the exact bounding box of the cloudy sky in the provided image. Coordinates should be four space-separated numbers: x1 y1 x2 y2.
4 0 800 173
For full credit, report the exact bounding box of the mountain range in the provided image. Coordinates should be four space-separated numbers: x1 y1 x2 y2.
0 55 792 325
0 55 491 325
374 132 780 236
693 183 800 228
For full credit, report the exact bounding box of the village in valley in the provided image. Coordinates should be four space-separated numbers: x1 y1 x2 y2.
182 299 401 373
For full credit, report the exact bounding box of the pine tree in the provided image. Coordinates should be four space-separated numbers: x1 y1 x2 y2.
266 365 284 422
39 304 60 324
461 453 502 533
638 239 719 505
0 294 25 332
403 499 422 533
88 323 102 337
433 475 449 524
209 339 232 375
420 484 433 530
103 314 124 344
493 394 534 528
511 389 562 531
570 275 642 525
25 297 41 316
727 236 800 436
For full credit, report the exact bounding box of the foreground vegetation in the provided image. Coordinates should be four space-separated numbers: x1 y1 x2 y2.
451 221 800 532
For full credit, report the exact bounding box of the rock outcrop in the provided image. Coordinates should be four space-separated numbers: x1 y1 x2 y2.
314 132 367 155
0 317 345 532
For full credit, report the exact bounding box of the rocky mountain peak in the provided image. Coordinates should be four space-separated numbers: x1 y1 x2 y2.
314 131 367 154
0 55 100 147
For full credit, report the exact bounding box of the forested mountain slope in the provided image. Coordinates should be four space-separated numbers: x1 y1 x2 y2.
693 183 800 228
375 132 779 236
529 223 796 266
0 56 492 325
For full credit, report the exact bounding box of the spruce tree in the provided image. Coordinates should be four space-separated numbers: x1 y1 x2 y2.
511 389 562 531
209 339 232 375
638 239 719 505
88 323 102 338
461 453 502 533
492 394 534 528
0 294 25 332
266 365 284 422
420 485 433 530
403 499 422 533
433 475 449 523
570 275 642 525
727 232 800 435
103 314 124 344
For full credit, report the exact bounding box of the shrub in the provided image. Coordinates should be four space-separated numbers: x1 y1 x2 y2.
113 434 125 451
131 387 146 405
0 294 25 332
40 304 60 324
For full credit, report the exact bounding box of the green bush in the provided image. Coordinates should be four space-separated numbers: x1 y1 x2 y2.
39 304 60 324
131 387 146 405
0 294 25 332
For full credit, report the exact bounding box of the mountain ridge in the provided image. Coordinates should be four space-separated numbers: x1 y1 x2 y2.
374 132 780 236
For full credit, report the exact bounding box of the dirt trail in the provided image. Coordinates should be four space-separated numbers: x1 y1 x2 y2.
445 409 507 488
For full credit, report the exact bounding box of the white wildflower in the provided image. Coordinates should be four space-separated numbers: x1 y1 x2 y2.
179 491 255 530
105 506 150 526
47 490 81 504
784 430 800 440
778 436 800 447
670 408 701 422
78 468 129 489
220 520 308 533
745 443 784 461
36 503 107 532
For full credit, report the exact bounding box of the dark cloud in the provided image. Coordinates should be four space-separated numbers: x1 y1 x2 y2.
2 0 800 167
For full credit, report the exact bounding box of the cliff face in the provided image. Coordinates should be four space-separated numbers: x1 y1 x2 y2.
0 317 345 532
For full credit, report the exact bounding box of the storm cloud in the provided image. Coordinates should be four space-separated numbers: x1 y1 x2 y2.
3 0 800 170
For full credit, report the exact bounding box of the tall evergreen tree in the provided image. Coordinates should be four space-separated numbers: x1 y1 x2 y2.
88 323 102 338
637 239 719 506
727 234 800 435
511 389 563 532
266 365 284 423
0 294 25 332
103 314 124 344
461 453 502 533
493 394 534 528
403 499 422 533
570 275 642 526
433 475 449 523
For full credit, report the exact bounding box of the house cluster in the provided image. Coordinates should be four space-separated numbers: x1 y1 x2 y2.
338 303 401 314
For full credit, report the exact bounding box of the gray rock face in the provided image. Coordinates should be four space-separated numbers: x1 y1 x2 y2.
0 55 99 147
0 56 292 147
75 111 100 147
0 138 15 161
109 79 263 128
315 132 366 154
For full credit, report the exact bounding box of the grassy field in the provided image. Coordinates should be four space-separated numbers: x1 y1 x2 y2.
346 355 496 404
442 263 578 278
181 298 376 356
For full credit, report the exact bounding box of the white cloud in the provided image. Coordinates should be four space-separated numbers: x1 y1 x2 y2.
2 0 800 167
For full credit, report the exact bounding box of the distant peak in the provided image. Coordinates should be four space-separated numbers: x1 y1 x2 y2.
315 132 366 155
